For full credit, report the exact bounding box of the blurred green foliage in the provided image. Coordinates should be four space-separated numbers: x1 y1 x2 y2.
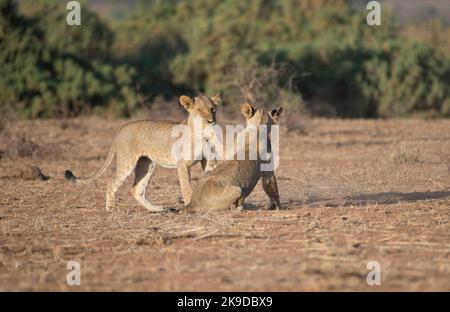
0 0 137 118
1 0 449 118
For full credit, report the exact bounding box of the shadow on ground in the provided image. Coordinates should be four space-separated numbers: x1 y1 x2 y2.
342 190 450 206
286 189 450 208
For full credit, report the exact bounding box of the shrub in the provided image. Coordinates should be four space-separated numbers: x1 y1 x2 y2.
1 0 450 119
358 40 450 118
0 0 137 118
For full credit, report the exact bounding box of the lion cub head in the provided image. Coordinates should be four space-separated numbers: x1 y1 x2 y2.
179 93 223 126
240 102 283 128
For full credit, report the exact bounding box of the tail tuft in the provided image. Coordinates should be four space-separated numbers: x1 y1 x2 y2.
64 170 76 182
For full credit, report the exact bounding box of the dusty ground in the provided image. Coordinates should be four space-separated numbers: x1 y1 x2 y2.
0 117 449 291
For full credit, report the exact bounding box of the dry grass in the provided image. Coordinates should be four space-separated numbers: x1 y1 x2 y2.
0 127 40 159
391 144 422 164
438 150 450 172
0 117 450 291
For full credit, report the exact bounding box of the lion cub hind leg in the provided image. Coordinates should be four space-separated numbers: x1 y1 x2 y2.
106 160 135 212
220 185 242 211
131 157 164 212
191 185 242 212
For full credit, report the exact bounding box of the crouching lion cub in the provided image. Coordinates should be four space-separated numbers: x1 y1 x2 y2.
65 93 223 212
186 103 283 212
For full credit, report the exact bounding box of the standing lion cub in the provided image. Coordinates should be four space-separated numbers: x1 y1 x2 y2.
186 103 283 212
65 93 222 212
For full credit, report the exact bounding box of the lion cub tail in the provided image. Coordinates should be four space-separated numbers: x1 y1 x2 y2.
65 141 116 185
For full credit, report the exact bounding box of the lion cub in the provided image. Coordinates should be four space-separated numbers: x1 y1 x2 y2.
186 103 283 212
65 93 222 212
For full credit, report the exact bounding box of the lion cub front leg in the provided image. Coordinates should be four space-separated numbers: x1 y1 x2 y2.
201 157 217 172
177 161 193 205
232 196 245 211
262 171 281 210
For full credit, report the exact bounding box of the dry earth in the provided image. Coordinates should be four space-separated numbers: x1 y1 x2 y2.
0 117 449 291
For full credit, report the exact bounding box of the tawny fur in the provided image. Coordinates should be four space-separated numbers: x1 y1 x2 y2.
187 103 283 213
65 93 222 212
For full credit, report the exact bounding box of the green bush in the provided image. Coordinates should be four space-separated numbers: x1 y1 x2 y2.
114 0 449 118
0 0 137 118
1 0 449 118
358 41 450 117
113 0 185 100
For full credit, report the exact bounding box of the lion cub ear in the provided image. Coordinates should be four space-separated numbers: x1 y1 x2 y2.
210 92 223 106
270 106 283 122
241 103 255 119
180 95 194 110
